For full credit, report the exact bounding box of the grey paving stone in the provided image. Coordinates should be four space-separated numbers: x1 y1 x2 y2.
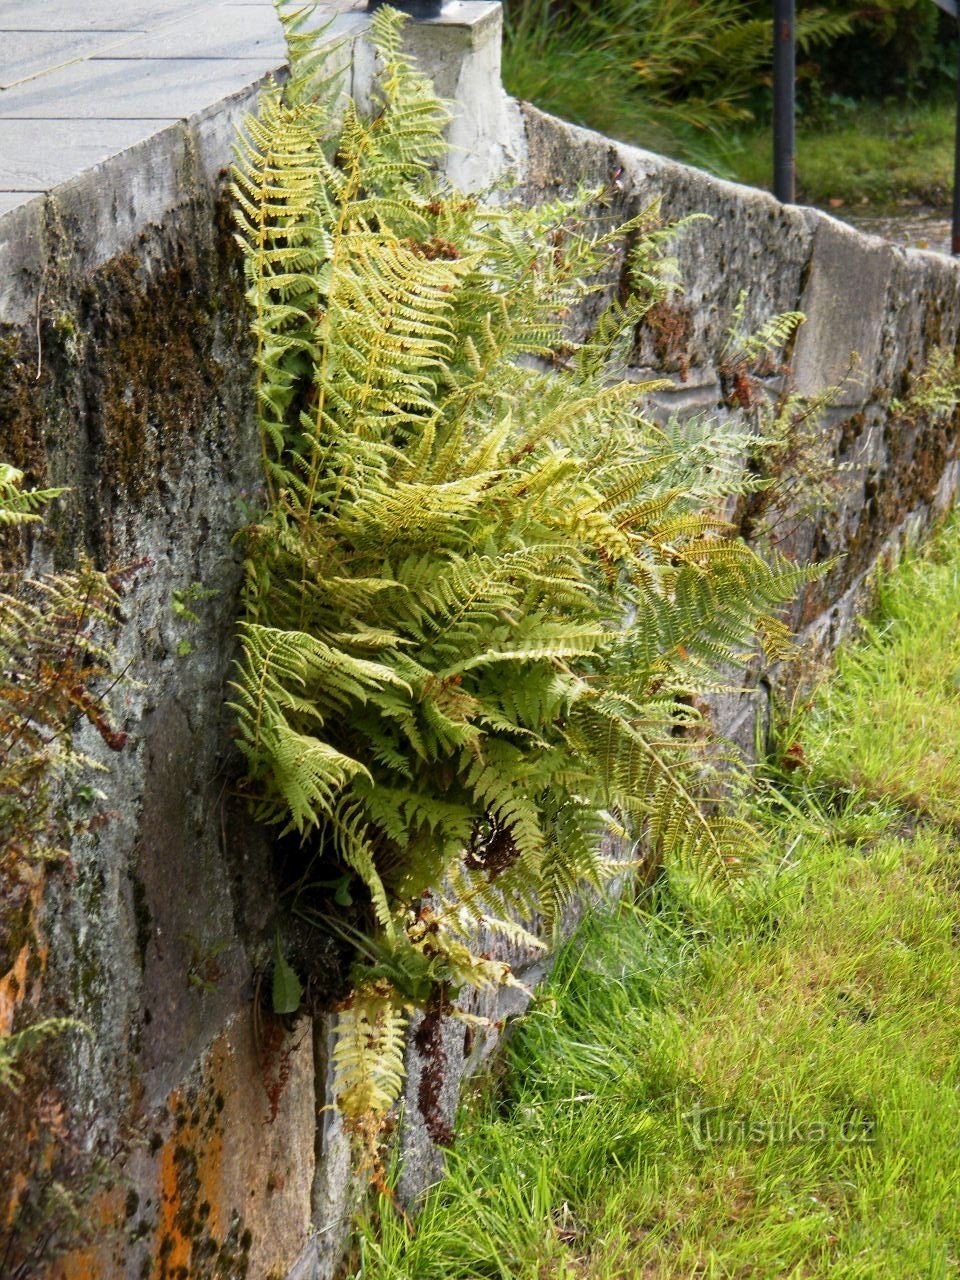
0 56 273 119
0 30 144 89
0 118 176 189
218 1 369 40
102 4 285 60
0 0 192 32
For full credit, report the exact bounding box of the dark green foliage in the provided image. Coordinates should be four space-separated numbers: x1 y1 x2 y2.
502 0 853 159
502 0 950 166
789 0 952 102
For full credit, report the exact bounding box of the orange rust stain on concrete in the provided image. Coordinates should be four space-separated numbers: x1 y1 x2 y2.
153 1039 231 1271
2 1166 30 1233
50 1251 102 1280
0 942 30 1036
50 1237 121 1280
0 868 49 1034
48 1185 127 1280
158 1128 195 1278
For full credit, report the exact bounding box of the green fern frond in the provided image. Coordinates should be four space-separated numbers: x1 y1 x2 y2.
231 2 818 1169
0 464 65 526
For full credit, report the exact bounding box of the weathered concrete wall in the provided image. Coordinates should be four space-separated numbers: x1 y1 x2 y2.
1 5 959 1278
0 10 526 1279
519 107 960 749
0 133 315 1280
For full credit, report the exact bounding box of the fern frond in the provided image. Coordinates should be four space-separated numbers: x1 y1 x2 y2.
333 981 409 1156
231 3 818 1171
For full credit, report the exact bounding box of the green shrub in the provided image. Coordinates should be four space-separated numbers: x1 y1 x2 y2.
502 0 852 158
502 0 951 165
788 0 952 102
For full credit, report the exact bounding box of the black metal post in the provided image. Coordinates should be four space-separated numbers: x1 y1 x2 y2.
367 0 443 16
773 0 796 204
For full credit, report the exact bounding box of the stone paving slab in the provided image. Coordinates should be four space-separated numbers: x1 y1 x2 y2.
0 0 196 31
0 55 281 119
2 31 146 89
0 0 377 209
102 4 288 61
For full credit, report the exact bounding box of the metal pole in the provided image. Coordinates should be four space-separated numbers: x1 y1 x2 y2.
773 0 796 204
953 16 960 254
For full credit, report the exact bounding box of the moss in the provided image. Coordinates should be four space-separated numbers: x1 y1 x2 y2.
0 191 252 567
794 389 959 629
90 254 217 507
54 312 77 340
0 328 45 484
836 409 867 459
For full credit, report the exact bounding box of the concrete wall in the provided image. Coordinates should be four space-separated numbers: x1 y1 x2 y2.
1 5 958 1278
519 107 960 750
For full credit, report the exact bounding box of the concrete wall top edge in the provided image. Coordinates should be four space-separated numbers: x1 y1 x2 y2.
0 1 519 328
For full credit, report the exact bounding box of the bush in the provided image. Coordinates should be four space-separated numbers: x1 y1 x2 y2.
502 0 952 161
502 0 852 156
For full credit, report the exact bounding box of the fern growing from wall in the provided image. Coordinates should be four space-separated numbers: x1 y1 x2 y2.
231 3 814 1165
0 464 126 1257
0 464 125 875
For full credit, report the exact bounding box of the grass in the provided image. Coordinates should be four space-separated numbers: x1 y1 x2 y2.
500 0 957 214
352 515 960 1278
708 98 957 210
801 530 960 822
501 10 719 168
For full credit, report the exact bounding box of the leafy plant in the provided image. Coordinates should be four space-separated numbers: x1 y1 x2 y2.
0 466 127 1274
0 466 126 874
785 0 952 102
172 580 219 657
0 1019 85 1094
0 462 124 1067
356 510 960 1277
502 0 852 160
230 3 814 1166
889 345 960 427
272 929 304 1014
716 296 848 546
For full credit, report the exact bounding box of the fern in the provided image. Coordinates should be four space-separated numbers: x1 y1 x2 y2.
0 472 126 873
0 465 66 528
232 3 817 1166
0 1019 85 1093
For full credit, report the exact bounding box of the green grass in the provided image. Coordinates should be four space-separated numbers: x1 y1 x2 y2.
707 98 956 210
502 0 956 215
803 524 960 823
353 515 960 1279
